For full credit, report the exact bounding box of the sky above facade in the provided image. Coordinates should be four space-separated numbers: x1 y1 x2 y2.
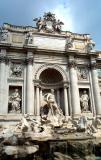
0 0 101 49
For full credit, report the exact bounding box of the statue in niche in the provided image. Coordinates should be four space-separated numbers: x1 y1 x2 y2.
10 64 23 77
26 32 33 44
0 28 8 42
80 90 89 112
77 68 88 80
41 89 64 127
8 89 21 113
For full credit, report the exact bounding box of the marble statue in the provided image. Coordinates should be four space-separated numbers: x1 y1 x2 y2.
26 32 33 44
65 36 73 50
8 89 21 113
86 40 95 52
54 19 64 32
0 28 8 42
41 90 64 127
15 116 30 132
33 12 64 33
34 17 45 31
80 90 89 112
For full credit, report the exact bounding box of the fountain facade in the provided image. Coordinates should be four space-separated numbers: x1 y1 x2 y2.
0 12 101 159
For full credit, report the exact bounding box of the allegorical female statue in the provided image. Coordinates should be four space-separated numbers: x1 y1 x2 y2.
80 90 89 112
9 89 21 113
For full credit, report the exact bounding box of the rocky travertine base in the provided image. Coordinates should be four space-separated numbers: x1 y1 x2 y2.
0 114 101 159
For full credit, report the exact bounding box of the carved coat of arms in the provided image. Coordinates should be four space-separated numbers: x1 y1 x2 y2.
33 12 64 33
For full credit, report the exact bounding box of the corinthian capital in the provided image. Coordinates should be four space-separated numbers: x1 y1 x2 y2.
26 57 33 64
68 60 77 68
0 55 9 63
90 61 97 69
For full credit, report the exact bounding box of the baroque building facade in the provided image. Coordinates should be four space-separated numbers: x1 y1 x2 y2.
0 12 101 123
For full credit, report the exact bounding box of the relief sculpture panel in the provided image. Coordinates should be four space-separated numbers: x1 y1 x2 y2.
77 67 88 81
9 63 23 78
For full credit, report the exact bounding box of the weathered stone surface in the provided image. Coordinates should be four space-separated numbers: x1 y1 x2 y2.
54 152 73 160
0 11 101 159
3 145 39 157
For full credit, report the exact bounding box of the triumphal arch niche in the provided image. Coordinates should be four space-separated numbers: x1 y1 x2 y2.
0 12 101 121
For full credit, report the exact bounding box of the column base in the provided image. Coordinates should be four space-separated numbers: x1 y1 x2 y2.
72 114 81 120
65 115 71 121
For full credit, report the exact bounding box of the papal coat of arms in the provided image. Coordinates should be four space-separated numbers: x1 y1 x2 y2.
33 12 64 33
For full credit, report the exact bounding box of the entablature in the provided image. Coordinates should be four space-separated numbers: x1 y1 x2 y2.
0 20 96 56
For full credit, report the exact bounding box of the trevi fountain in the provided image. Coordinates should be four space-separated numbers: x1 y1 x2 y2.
0 12 101 159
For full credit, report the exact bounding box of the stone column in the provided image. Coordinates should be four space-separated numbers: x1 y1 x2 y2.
26 51 34 114
91 59 101 116
69 56 81 116
40 89 43 107
36 85 40 117
64 85 69 117
57 89 60 107
0 49 8 114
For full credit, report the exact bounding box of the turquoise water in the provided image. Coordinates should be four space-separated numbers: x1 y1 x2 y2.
96 157 101 160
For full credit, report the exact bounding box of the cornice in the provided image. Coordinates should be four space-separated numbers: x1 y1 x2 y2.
2 23 92 41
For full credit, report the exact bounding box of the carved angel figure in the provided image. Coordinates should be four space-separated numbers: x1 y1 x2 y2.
33 12 64 33
54 19 64 32
33 17 46 31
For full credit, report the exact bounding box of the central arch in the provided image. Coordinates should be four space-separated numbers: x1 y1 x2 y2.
35 64 67 82
34 64 69 116
39 68 63 84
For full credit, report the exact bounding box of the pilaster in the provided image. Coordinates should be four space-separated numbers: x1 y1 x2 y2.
0 49 8 114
